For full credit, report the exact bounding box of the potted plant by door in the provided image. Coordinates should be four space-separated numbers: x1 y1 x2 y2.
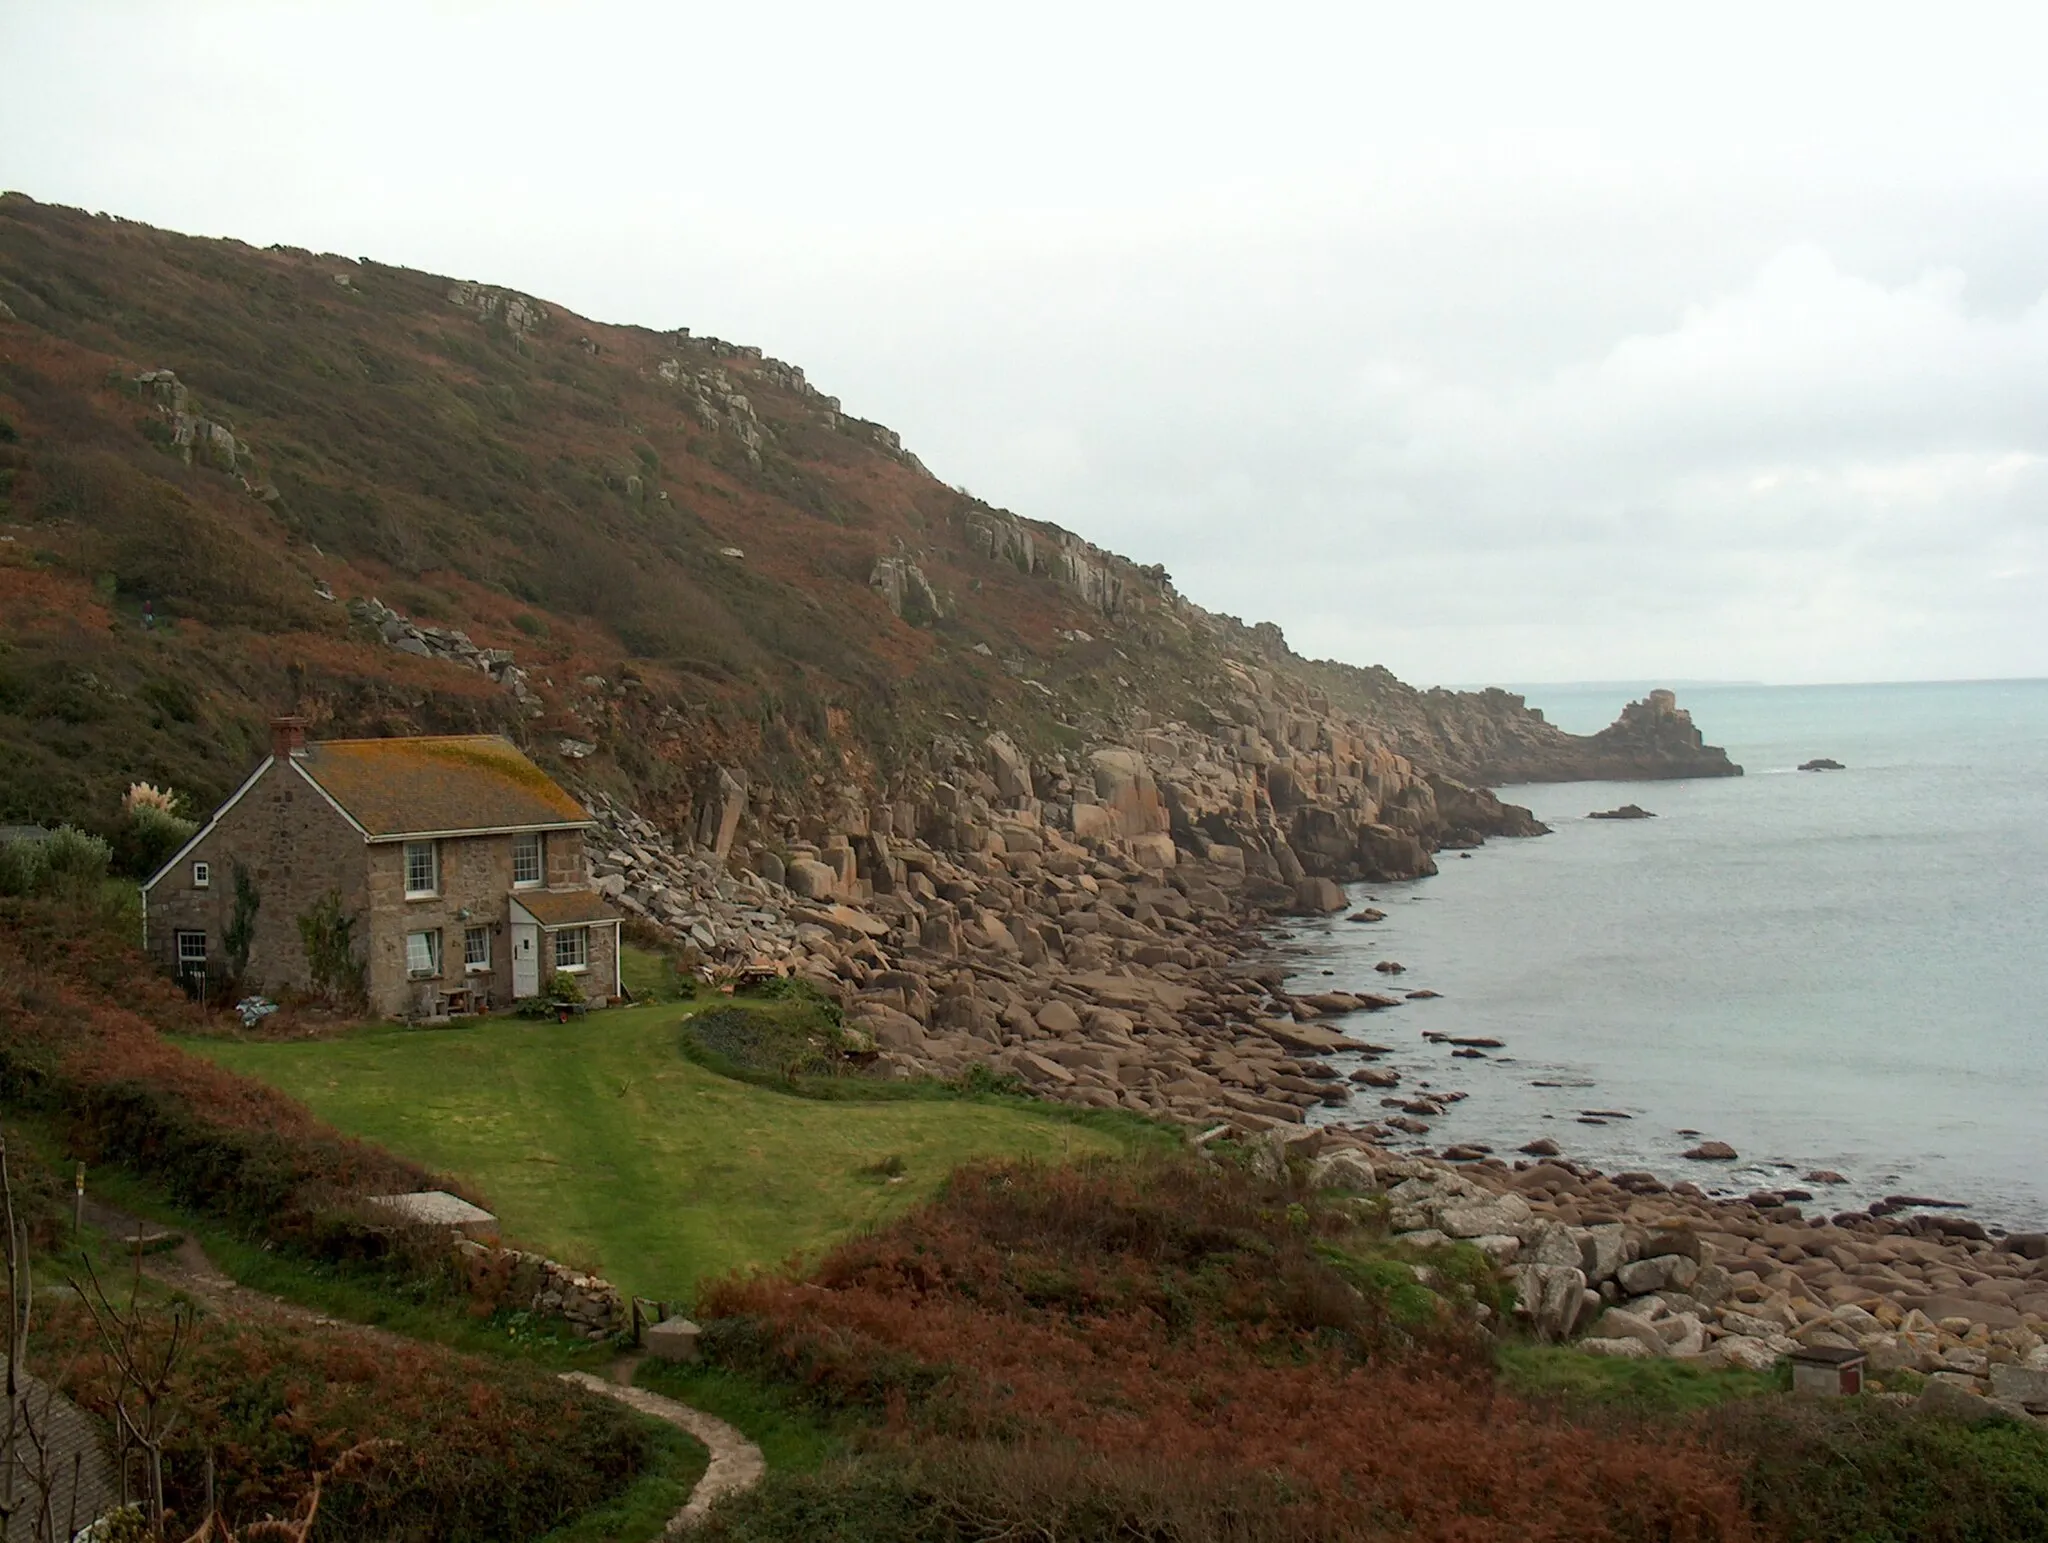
547 972 585 1023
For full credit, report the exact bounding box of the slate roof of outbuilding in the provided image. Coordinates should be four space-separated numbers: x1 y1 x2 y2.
297 735 591 839
510 889 620 927
0 1356 120 1542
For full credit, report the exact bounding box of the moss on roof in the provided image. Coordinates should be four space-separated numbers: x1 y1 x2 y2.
298 735 590 838
511 889 620 927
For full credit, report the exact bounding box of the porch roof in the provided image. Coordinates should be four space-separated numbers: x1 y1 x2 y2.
510 889 619 928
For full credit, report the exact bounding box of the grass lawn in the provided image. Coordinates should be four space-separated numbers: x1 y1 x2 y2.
186 1001 1154 1301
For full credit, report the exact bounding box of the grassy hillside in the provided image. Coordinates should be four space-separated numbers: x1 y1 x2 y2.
0 192 1226 836
0 191 1647 853
188 1002 1160 1298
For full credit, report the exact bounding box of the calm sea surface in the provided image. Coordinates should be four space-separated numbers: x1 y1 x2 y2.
1281 679 2048 1229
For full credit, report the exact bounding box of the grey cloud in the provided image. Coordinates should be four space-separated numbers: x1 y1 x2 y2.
6 1 2048 683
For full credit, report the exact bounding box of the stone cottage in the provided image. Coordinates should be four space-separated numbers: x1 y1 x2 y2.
143 719 622 1017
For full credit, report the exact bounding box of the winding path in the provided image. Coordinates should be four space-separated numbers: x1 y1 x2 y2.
562 1363 766 1532
84 1203 765 1533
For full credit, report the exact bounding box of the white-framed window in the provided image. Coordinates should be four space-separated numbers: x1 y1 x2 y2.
463 925 491 971
553 926 588 972
175 930 207 971
512 832 543 888
404 840 438 897
406 929 441 977
191 860 210 889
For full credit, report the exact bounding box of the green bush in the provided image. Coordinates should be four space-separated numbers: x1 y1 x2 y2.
298 888 368 1007
115 801 198 878
1712 1396 2048 1542
0 837 45 896
0 826 110 896
42 824 110 883
680 1003 854 1082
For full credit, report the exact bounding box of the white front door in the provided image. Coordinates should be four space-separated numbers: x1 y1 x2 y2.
511 923 539 998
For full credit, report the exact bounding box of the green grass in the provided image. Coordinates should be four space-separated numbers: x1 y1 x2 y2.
635 1361 851 1473
1496 1341 1783 1414
619 942 689 1002
537 1419 709 1543
183 1001 1156 1301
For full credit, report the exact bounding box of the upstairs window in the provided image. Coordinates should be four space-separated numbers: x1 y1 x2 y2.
175 930 207 971
512 832 543 888
406 929 441 977
463 925 491 970
191 860 210 889
553 926 589 972
404 840 439 897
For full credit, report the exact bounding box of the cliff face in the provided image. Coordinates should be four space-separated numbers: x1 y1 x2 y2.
0 194 1724 889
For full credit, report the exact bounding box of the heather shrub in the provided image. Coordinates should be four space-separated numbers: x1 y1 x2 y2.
695 1156 1757 1541
45 1305 660 1542
0 895 441 1241
697 1446 1328 1543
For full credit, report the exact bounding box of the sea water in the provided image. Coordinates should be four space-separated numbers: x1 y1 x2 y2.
1283 679 2048 1229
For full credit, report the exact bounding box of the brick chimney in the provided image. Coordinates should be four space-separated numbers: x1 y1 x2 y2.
270 715 310 759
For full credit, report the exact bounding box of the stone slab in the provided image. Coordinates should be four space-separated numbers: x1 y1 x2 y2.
646 1315 702 1362
370 1190 500 1242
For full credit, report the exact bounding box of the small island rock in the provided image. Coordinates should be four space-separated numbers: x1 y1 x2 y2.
1683 1140 1739 1161
1589 804 1656 820
1798 758 1846 772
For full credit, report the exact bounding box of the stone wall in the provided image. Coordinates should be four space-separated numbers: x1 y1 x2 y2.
453 1238 628 1342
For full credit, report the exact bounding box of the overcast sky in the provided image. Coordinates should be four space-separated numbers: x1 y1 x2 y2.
6 2 2046 685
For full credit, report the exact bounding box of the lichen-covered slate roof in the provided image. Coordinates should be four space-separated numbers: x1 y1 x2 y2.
512 889 620 927
298 735 590 838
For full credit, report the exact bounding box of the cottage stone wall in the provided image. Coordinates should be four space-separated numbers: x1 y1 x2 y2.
145 758 369 994
544 828 587 887
366 833 522 1017
364 829 613 1016
552 919 619 1006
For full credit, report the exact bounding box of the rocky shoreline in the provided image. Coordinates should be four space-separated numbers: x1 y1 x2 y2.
1275 1129 2048 1419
